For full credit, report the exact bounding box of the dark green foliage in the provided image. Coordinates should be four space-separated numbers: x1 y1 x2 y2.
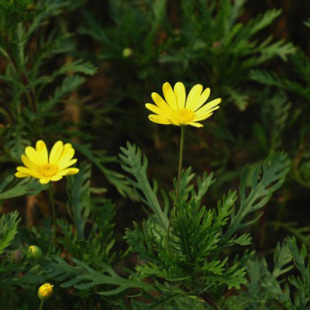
80 0 295 110
0 0 310 309
66 162 91 239
121 144 290 308
0 211 20 254
74 143 132 197
0 175 46 200
225 152 290 240
120 142 169 229
44 256 151 296
0 0 38 28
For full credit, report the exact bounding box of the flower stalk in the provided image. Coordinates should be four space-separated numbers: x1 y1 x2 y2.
176 126 185 202
167 126 185 250
48 184 56 245
38 299 44 310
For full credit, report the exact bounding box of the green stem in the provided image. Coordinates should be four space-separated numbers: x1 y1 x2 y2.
166 126 185 249
48 184 56 245
39 299 45 310
175 126 185 201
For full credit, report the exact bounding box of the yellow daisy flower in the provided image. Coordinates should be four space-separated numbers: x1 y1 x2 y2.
15 140 79 184
145 82 221 127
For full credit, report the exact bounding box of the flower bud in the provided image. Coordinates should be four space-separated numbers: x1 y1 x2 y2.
10 249 23 264
28 245 42 260
38 283 53 300
122 47 133 58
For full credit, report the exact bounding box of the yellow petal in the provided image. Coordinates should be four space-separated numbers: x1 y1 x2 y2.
17 167 41 178
145 103 162 115
149 115 171 125
25 147 42 165
58 158 77 170
15 172 29 178
59 168 79 176
35 140 48 164
194 88 211 111
50 175 63 181
58 145 74 163
189 122 204 128
193 112 213 122
162 82 178 111
186 84 203 110
195 98 221 115
39 177 51 184
174 82 186 109
22 155 39 170
49 141 64 164
151 92 172 114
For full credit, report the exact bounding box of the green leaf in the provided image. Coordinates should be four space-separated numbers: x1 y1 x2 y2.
0 175 46 200
119 142 169 229
74 143 132 197
57 59 98 76
4 125 30 161
287 237 310 295
41 75 85 113
45 256 152 295
66 163 91 239
225 152 290 240
0 211 20 254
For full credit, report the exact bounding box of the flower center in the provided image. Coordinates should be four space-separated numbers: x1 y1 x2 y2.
39 164 58 177
173 108 195 125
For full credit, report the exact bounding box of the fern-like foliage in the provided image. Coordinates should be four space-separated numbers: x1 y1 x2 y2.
0 211 20 255
4 125 30 160
0 0 98 171
0 175 46 200
121 143 290 308
0 0 38 30
80 0 295 111
59 163 118 265
66 162 91 239
75 143 133 197
287 237 310 303
44 256 152 296
250 68 309 99
225 152 290 241
119 142 169 229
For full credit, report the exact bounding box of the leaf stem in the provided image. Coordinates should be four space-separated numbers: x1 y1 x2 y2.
48 184 56 245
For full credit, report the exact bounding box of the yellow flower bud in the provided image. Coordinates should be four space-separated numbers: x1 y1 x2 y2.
28 245 42 260
122 47 133 58
38 283 53 300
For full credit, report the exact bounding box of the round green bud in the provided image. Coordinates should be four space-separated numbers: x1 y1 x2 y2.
28 245 42 260
122 47 133 58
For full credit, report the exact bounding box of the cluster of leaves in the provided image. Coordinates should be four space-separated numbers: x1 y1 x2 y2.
80 0 294 111
0 162 136 309
1 0 310 309
0 0 130 196
2 142 310 310
120 143 293 308
250 41 310 188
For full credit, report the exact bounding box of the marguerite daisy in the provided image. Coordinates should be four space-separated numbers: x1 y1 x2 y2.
146 82 221 127
15 140 79 184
